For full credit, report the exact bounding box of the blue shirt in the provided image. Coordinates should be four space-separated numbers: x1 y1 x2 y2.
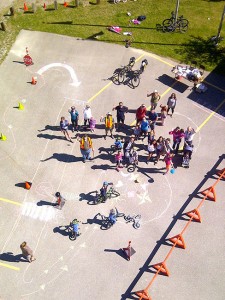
70 110 79 121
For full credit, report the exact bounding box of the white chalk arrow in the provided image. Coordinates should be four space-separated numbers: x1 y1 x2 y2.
44 269 49 274
37 63 81 87
40 284 45 290
60 265 68 272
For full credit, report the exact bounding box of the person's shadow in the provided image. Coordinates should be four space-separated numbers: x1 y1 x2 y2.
37 200 56 206
82 213 105 227
0 252 27 263
53 226 70 237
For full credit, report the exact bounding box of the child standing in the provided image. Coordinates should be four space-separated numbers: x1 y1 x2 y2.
89 116 96 132
164 152 174 175
160 104 167 126
115 150 123 171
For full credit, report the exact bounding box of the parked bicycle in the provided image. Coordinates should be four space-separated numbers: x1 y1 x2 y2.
131 59 148 88
114 0 127 3
98 207 125 230
162 11 189 33
118 57 136 84
124 214 141 229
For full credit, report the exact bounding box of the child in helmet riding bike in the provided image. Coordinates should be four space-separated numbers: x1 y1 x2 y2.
70 219 81 236
100 181 113 202
114 137 123 150
109 209 117 225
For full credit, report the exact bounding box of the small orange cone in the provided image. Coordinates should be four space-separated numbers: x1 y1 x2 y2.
152 262 170 276
43 3 47 10
185 208 202 223
24 3 28 11
135 289 152 300
201 186 216 201
31 77 37 85
25 181 32 190
64 2 68 7
169 233 186 249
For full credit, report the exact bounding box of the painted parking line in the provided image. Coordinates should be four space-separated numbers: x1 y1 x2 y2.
0 197 22 206
87 54 145 103
0 262 20 271
197 98 225 132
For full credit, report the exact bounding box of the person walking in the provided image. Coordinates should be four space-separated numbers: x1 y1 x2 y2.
147 90 161 110
20 242 36 263
68 106 79 132
60 117 73 143
112 102 128 130
136 104 147 125
83 105 92 129
77 134 94 163
101 112 115 139
167 93 177 117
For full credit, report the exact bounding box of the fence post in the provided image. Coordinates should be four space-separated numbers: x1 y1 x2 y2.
10 7 15 16
1 22 6 31
54 0 58 10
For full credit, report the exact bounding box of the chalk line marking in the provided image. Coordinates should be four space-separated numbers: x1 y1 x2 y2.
37 63 81 87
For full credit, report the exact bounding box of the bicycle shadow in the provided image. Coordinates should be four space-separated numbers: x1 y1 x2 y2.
53 226 70 237
82 213 105 227
79 191 97 203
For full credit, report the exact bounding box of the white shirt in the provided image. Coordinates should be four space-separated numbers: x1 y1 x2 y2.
83 108 92 120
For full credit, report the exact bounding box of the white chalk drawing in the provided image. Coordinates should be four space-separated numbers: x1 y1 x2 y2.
21 202 56 221
37 63 81 87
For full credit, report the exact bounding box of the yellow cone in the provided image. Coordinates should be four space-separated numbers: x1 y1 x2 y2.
18 102 24 110
0 133 7 141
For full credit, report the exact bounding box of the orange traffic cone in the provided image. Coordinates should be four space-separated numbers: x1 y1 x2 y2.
24 3 28 12
135 289 152 300
64 2 68 7
25 181 32 190
43 3 47 10
31 77 37 85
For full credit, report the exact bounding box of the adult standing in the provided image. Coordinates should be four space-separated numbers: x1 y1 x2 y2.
169 126 184 154
112 102 128 130
60 117 73 143
147 90 161 110
77 134 94 163
68 106 79 132
148 108 158 131
167 93 177 117
83 105 92 128
136 104 147 125
101 112 115 139
123 135 135 160
184 126 196 146
20 242 36 263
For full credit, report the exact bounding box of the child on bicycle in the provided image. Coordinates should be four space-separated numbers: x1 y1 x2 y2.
114 137 123 150
109 209 117 225
100 181 113 202
71 219 81 236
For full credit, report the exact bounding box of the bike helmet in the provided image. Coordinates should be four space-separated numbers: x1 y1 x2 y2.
72 219 78 224
55 192 61 197
103 181 108 186
130 56 135 62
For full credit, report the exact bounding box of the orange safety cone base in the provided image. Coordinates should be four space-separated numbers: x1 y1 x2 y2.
31 77 37 85
25 181 32 190
201 186 216 201
134 290 152 300
153 262 170 276
185 209 202 223
64 2 68 7
169 234 186 249
43 3 46 9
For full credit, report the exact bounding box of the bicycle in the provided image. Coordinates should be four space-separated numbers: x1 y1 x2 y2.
88 185 120 205
162 11 189 33
131 59 148 88
118 57 136 84
98 207 125 230
68 219 81 240
124 214 141 229
114 0 127 3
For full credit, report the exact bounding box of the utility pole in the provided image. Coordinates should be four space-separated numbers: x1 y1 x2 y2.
215 5 225 45
174 0 180 23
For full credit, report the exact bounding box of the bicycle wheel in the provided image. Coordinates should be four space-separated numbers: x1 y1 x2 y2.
124 215 132 222
133 222 140 229
114 0 119 3
69 230 77 240
108 145 116 155
162 19 173 32
179 19 189 33
118 69 125 83
132 73 140 88
110 189 120 198
100 219 113 230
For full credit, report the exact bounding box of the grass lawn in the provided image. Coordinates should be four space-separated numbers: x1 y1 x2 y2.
0 0 225 74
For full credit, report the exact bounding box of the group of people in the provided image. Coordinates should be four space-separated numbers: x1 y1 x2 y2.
58 90 196 171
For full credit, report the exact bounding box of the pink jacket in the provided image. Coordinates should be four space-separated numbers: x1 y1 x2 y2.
169 130 184 142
